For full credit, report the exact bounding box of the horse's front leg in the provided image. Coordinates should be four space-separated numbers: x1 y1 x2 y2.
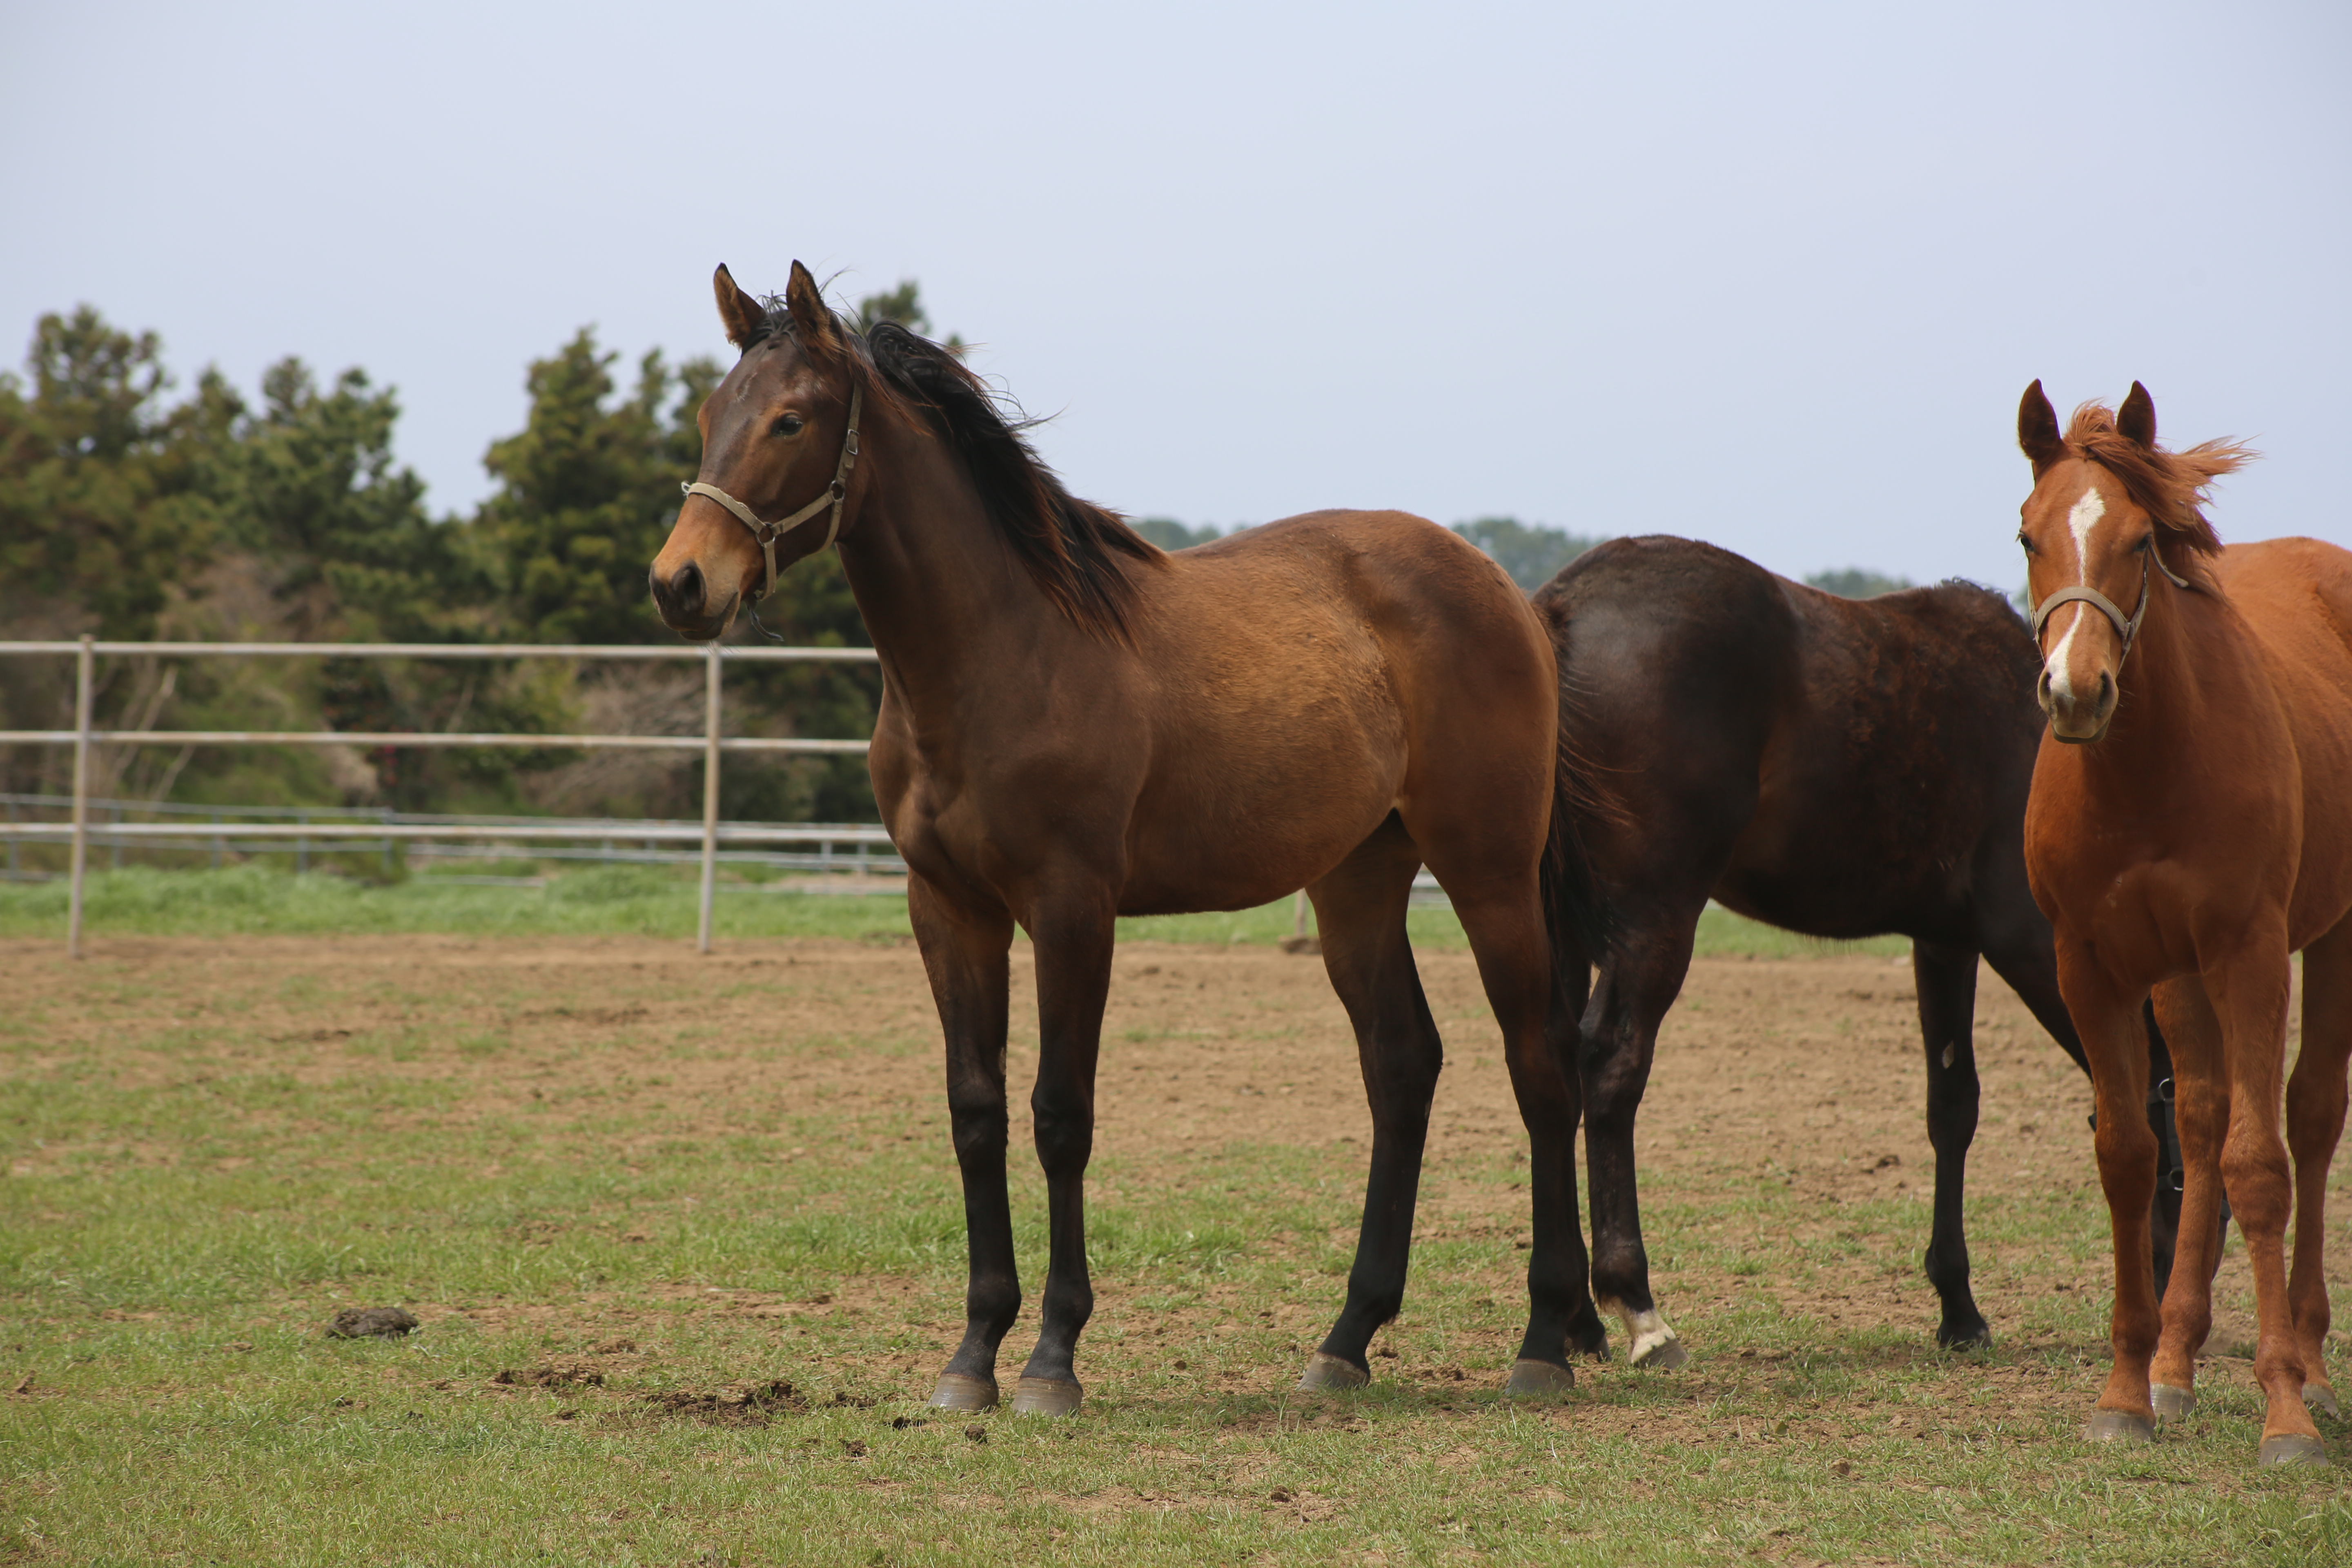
1013 884 1118 1416
910 876 1019 1412
1914 939 1990 1349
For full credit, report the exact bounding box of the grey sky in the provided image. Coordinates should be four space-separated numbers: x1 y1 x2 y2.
4 1 2345 591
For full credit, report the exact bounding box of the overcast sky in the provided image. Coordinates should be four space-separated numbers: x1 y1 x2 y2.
4 1 2344 590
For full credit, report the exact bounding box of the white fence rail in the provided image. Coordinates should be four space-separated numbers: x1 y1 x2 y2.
0 637 882 956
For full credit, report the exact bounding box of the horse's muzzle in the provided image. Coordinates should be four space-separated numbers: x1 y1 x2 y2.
2038 665 2116 745
648 562 733 641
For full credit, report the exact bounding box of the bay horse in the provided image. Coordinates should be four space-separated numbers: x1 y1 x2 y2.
2017 381 2352 1468
1533 537 2198 1364
650 262 1582 1414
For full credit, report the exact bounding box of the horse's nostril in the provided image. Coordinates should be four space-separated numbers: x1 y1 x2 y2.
672 562 704 610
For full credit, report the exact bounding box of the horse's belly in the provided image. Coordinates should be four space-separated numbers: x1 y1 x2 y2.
1117 716 1407 912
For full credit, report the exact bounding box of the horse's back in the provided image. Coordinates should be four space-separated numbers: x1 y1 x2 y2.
1115 510 1555 910
1540 536 2042 940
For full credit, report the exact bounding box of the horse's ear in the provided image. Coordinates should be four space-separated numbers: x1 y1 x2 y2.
2018 380 2068 477
714 264 768 349
784 261 844 361
2118 381 2158 450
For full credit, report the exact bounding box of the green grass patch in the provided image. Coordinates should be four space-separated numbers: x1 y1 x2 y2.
0 933 2341 1564
0 867 1907 961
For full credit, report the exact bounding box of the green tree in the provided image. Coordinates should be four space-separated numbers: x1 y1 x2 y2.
0 306 239 638
476 332 703 646
1451 517 1604 591
1131 518 1220 550
223 358 470 642
1805 567 1914 599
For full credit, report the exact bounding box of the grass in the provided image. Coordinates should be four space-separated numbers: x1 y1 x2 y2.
0 931 2341 1564
0 865 1910 959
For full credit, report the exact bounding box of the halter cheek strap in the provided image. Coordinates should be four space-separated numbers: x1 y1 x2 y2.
2030 543 2194 661
679 383 864 601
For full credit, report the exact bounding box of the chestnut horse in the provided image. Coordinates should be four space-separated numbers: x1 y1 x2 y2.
1532 537 2200 1365
2018 380 2352 1467
650 263 1580 1414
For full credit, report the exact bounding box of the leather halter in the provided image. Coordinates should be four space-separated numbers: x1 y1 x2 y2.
2029 541 2193 663
679 382 863 600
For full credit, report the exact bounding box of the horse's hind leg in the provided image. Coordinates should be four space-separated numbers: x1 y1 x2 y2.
910 877 1019 1412
1579 916 1701 1368
1297 819 1447 1389
1914 940 1990 1350
2288 918 2352 1421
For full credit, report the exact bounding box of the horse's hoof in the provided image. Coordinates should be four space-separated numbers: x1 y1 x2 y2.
2257 1432 2329 1468
1937 1323 1993 1352
1010 1376 1082 1417
2305 1383 2343 1421
1296 1352 1369 1392
2084 1410 2156 1444
1632 1334 1688 1371
2152 1383 2196 1421
1501 1359 1576 1400
928 1373 999 1412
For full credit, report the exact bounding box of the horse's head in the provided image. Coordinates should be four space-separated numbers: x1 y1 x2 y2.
2016 379 2167 745
650 262 862 639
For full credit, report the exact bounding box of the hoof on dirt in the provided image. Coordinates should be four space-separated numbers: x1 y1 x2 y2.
1296 1352 1369 1392
1632 1336 1689 1372
2084 1409 2156 1444
1010 1376 1083 1417
2257 1432 2329 1468
1501 1359 1576 1400
2305 1383 2343 1421
2152 1383 2196 1421
1936 1324 1993 1352
929 1373 999 1412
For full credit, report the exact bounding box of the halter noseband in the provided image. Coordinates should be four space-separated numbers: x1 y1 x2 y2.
679 382 863 601
2029 542 2194 663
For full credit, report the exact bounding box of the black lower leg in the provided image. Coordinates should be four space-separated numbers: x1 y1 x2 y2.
1510 1001 1600 1366
1580 958 1674 1348
1015 895 1114 1399
1318 1027 1442 1368
1916 941 1989 1349
910 883 1020 1394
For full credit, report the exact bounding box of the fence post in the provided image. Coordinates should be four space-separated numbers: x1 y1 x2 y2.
697 642 722 954
67 634 94 958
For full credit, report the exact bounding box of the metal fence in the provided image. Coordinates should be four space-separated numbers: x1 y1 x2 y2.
0 637 883 956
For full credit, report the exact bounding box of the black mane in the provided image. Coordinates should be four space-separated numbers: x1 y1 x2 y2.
753 301 1163 642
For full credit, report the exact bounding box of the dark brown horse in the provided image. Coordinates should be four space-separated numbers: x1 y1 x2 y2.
2018 382 2352 1467
1532 537 2195 1364
650 263 1579 1413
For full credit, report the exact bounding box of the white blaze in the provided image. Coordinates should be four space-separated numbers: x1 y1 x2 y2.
2047 485 2108 704
2066 485 2107 573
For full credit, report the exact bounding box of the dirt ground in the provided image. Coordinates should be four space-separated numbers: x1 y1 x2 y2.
11 929 2304 1365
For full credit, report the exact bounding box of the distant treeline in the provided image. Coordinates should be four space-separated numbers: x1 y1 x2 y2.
1 296 1900 826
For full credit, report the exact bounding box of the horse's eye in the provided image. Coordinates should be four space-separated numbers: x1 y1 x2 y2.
2016 532 2035 554
771 414 805 438
2132 535 2151 554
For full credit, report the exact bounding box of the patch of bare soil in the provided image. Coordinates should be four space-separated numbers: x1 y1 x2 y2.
5 932 2341 1379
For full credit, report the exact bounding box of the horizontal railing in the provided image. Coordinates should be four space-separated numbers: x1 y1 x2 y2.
0 636 886 955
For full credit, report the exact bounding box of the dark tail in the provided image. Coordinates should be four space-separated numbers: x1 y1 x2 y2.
1536 595 1614 980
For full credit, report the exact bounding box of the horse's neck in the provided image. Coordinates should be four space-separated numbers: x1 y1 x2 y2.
833 416 1065 727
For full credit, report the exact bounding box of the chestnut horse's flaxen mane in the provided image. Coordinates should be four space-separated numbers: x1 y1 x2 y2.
2064 401 2257 559
746 297 1165 644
